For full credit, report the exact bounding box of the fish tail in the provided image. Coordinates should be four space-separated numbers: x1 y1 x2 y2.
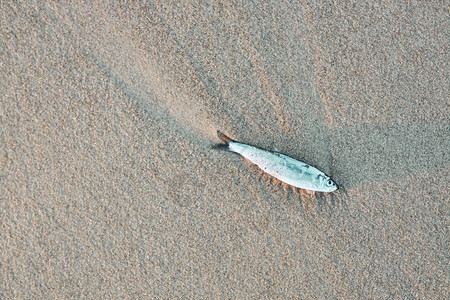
213 131 235 151
217 131 234 144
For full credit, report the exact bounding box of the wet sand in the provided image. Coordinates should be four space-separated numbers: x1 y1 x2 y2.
1 2 448 298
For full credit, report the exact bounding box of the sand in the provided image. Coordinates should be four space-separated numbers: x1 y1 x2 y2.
1 1 448 298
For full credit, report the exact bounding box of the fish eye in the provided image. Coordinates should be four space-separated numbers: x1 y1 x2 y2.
326 180 333 187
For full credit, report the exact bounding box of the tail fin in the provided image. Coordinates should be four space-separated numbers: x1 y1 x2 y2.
213 131 234 151
217 131 234 144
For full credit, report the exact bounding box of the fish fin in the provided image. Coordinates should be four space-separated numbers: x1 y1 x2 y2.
214 131 236 151
211 144 231 151
217 131 234 144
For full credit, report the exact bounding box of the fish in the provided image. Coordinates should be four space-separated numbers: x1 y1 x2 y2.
216 131 338 193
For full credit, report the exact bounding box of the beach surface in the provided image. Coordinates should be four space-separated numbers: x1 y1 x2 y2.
1 1 448 298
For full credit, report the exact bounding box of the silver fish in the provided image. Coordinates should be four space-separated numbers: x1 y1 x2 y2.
217 131 338 193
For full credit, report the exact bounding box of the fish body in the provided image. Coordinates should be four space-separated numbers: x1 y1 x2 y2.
217 131 338 192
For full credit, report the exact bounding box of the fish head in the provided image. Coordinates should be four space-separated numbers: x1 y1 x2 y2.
315 175 338 192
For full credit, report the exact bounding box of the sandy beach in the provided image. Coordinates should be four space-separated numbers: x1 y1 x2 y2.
1 1 448 298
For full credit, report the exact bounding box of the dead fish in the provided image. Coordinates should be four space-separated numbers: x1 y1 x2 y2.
216 131 338 193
